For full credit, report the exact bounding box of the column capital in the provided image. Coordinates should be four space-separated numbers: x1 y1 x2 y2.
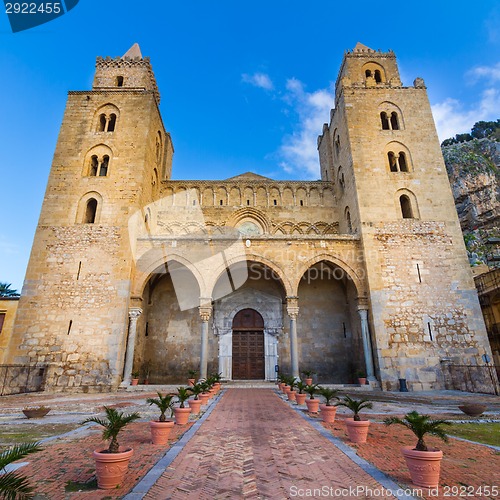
199 305 212 322
128 308 143 320
286 296 299 319
356 296 369 311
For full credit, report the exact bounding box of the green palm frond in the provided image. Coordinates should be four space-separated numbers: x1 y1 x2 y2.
304 383 318 398
384 411 451 451
317 387 339 406
176 387 191 408
336 395 373 420
0 442 42 500
147 392 175 421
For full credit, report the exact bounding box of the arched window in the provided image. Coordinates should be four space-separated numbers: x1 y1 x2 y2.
84 198 98 223
365 69 372 78
99 156 109 176
374 70 382 83
390 112 399 130
90 155 98 176
398 152 408 172
400 195 413 219
388 152 398 172
117 76 124 87
345 208 353 233
338 167 345 190
108 114 116 132
335 135 340 157
380 112 390 130
98 114 106 132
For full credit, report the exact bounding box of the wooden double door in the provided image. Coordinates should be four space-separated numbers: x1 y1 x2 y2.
232 309 265 380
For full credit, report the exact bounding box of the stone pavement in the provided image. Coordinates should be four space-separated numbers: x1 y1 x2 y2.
133 389 405 500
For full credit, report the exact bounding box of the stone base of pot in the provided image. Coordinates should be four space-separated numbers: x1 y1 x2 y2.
174 407 192 425
188 398 202 415
93 447 133 489
345 418 370 443
305 398 320 413
320 405 337 423
402 446 443 488
295 393 307 405
150 420 174 445
287 390 297 402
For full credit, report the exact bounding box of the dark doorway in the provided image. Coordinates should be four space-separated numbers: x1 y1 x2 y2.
232 308 265 380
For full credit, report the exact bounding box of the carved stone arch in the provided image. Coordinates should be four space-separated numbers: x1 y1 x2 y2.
362 61 387 84
76 191 103 224
295 187 307 206
243 186 254 206
256 186 267 206
274 222 294 235
83 144 114 176
385 141 413 172
309 187 321 206
132 253 208 300
92 103 120 132
395 188 420 219
207 254 294 298
216 186 228 206
227 207 271 234
378 101 405 130
292 254 366 298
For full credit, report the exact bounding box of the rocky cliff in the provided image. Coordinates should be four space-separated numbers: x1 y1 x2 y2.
442 138 500 267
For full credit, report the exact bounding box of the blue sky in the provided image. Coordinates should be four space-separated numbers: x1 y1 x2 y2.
1 1 499 291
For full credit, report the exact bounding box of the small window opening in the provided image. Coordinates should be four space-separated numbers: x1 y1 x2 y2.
365 70 372 78
76 261 82 280
220 199 223 206
108 113 116 132
380 112 390 130
400 195 413 219
427 322 433 341
398 152 408 172
416 263 422 283
374 70 382 83
273 199 277 206
390 112 399 130
98 114 106 132
300 200 304 206
145 322 149 337
84 198 97 223
99 155 109 176
67 320 73 335
325 170 329 181
343 322 347 338
247 199 250 206
117 76 124 87
388 152 398 172
90 155 98 176
346 209 353 233
192 200 196 206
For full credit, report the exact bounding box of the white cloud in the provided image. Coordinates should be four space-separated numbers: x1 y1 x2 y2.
432 63 500 141
279 79 334 179
241 72 274 90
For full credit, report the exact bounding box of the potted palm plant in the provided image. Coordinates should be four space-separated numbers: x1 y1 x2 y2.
131 371 140 386
304 383 320 413
146 392 175 445
187 383 204 415
174 387 192 425
198 381 211 405
0 442 42 499
336 395 373 443
301 370 316 385
187 369 198 387
356 370 367 386
384 411 451 488
81 407 140 489
295 381 307 405
318 387 339 423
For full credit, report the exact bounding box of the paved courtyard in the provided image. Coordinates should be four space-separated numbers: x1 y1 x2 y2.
0 386 499 499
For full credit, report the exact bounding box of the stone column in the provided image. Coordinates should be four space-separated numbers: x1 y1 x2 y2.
199 301 212 380
121 308 142 386
357 306 375 380
287 296 300 379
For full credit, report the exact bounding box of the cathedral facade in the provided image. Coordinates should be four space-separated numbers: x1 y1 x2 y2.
6 43 495 392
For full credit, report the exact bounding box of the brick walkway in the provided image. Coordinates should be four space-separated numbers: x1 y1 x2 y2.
142 389 398 499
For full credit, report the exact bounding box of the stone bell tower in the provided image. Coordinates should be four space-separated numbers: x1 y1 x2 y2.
7 44 173 390
318 43 495 390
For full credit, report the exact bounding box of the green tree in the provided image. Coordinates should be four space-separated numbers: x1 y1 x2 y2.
0 283 20 298
0 442 42 499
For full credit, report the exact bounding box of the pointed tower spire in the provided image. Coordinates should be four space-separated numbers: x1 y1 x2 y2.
353 42 374 52
122 43 142 60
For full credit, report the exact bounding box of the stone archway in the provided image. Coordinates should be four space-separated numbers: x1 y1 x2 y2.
232 309 265 380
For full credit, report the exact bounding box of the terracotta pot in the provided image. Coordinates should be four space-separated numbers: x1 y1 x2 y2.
149 420 174 445
295 393 307 405
282 384 290 394
305 398 320 413
174 407 192 425
199 393 210 405
209 388 217 398
187 378 195 387
214 382 221 391
358 377 367 385
188 398 202 415
23 408 51 419
131 378 139 386
345 418 370 443
93 447 133 489
287 390 297 402
304 378 313 386
320 404 337 423
458 404 487 416
401 446 443 488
